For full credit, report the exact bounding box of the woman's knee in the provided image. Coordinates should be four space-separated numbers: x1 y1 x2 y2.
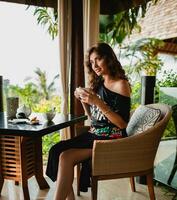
59 149 92 167
59 150 75 166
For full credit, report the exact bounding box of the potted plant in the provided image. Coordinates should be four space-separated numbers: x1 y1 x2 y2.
124 38 164 104
123 38 165 184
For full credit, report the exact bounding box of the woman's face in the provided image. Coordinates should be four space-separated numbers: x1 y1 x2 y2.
89 52 109 76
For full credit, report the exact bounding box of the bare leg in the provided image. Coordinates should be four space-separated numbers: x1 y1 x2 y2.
54 148 92 200
66 187 75 200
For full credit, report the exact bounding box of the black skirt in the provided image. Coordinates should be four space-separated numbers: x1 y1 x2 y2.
45 131 111 192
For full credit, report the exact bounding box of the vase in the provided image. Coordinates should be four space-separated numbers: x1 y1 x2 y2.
6 97 19 119
16 105 31 119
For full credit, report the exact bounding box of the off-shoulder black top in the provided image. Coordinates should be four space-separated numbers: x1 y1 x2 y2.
90 83 131 138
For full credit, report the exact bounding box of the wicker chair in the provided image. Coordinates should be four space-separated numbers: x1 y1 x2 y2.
92 104 171 200
76 103 172 200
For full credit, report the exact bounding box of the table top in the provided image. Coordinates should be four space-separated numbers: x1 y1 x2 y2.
0 112 87 137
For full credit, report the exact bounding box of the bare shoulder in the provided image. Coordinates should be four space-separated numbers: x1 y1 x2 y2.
114 79 131 97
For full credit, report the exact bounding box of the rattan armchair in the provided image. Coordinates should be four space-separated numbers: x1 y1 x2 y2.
76 103 172 200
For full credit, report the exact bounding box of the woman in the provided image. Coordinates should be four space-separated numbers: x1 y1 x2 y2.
46 42 131 200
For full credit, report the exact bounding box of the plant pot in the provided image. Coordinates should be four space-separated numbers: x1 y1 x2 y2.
141 76 156 105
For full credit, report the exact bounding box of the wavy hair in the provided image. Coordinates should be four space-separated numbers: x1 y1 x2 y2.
85 42 128 91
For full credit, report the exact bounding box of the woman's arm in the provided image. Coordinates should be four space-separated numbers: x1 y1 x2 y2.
80 80 131 129
94 98 127 129
81 102 91 119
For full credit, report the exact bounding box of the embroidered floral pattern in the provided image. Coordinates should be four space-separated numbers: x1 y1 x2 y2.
89 126 123 138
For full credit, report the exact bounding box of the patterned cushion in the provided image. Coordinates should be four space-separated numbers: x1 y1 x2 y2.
126 105 161 136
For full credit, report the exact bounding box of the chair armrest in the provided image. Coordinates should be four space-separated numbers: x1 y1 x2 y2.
92 125 163 176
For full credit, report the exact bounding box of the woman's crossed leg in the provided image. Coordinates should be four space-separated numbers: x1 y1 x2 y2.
54 148 92 200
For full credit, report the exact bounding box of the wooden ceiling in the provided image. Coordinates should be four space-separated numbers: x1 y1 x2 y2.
0 0 150 14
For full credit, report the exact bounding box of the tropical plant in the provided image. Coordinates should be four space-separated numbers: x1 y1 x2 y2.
99 0 159 46
99 8 141 46
8 68 59 110
31 1 159 44
8 83 39 109
31 67 59 100
122 38 164 76
33 7 58 40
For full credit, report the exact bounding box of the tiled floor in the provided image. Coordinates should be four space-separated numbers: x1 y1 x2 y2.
0 140 177 200
0 176 176 200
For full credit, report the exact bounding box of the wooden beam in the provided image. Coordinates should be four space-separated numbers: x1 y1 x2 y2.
158 42 177 55
100 0 151 14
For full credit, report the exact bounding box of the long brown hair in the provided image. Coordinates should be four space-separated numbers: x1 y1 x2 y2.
85 42 128 91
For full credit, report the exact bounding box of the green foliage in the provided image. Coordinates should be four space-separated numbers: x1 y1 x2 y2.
162 118 176 139
157 89 177 138
33 96 61 113
157 70 177 87
99 8 141 45
8 68 60 111
32 67 59 100
9 83 39 109
99 1 159 46
42 132 60 164
31 1 159 44
156 70 177 138
123 38 164 76
33 7 58 40
131 82 141 110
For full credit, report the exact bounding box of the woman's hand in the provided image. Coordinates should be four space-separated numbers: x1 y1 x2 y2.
74 87 101 106
79 89 100 106
74 87 88 100
74 87 81 100
74 87 93 118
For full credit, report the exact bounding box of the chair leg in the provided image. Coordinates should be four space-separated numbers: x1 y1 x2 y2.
77 164 81 196
147 173 155 200
0 175 4 195
130 176 136 192
91 176 98 200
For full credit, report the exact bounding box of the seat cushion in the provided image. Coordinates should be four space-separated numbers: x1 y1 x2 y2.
126 105 161 136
